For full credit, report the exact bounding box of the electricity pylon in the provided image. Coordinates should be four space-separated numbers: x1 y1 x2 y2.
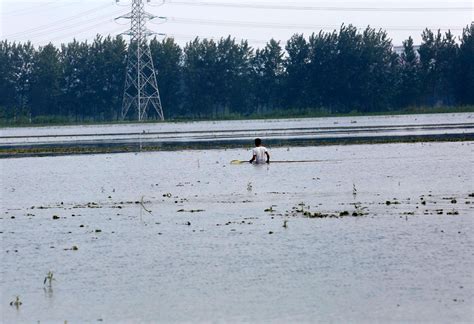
116 0 164 121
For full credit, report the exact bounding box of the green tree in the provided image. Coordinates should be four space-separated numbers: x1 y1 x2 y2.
284 34 310 109
307 30 338 110
252 39 284 113
456 24 473 104
215 36 254 115
397 36 421 107
418 29 459 106
182 38 219 117
0 41 16 119
59 39 90 120
332 25 363 112
150 37 183 118
358 27 398 112
85 35 126 120
30 43 61 117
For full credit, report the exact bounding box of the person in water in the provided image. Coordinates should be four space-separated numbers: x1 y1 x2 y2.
249 138 270 164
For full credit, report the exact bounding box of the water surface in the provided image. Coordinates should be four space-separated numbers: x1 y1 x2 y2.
1 141 473 322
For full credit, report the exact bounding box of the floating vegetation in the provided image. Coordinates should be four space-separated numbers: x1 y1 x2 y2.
177 209 205 213
9 296 22 308
87 202 101 208
247 182 253 192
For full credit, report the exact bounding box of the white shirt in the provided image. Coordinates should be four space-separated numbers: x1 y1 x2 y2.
252 146 268 163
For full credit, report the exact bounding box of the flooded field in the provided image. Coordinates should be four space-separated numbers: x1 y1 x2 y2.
1 140 473 322
1 113 473 157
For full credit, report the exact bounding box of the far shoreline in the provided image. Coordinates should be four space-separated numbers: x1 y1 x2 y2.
1 133 473 159
1 106 473 129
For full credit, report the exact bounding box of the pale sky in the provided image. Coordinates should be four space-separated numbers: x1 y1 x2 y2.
1 0 473 48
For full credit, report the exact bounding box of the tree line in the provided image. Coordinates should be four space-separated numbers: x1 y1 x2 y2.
0 23 473 123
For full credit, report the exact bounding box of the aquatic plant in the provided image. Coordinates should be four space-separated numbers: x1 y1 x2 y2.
44 271 55 285
9 296 22 308
353 202 368 216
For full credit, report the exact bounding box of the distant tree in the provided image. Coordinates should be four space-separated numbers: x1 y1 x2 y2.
150 37 183 118
307 30 338 110
1 25 471 124
252 39 284 113
182 38 219 117
437 31 458 105
456 24 474 105
84 35 126 120
29 43 61 117
397 36 421 107
358 27 398 112
0 41 36 120
331 25 364 112
215 36 254 116
0 41 16 119
418 29 459 106
59 39 90 120
284 34 310 109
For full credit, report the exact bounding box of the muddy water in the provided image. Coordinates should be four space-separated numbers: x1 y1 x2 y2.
1 141 473 322
2 113 473 148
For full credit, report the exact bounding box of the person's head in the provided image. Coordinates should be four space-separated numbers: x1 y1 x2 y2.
255 138 262 147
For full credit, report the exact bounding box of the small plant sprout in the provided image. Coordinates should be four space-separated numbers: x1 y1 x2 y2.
283 220 288 228
247 181 253 192
353 183 357 198
10 296 22 308
44 271 55 285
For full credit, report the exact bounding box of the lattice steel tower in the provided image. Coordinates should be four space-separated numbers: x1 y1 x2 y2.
117 0 164 121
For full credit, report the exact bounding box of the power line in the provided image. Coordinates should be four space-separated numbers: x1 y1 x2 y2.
3 0 64 16
17 10 125 42
160 16 465 32
166 0 472 12
34 18 122 44
4 3 113 38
